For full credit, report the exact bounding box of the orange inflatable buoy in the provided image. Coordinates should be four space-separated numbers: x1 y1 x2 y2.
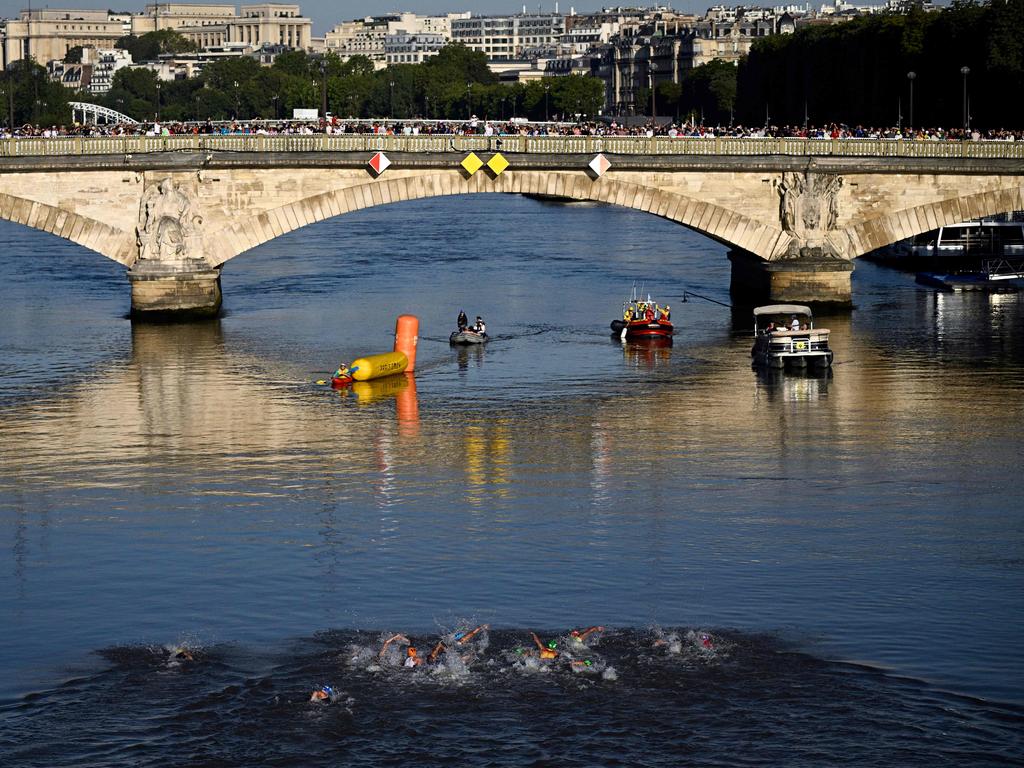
394 315 419 372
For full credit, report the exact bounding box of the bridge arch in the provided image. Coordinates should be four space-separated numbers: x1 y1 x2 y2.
205 171 790 268
842 181 1024 257
0 191 135 265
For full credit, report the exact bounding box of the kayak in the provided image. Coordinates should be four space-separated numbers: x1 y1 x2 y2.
450 330 488 345
331 374 354 388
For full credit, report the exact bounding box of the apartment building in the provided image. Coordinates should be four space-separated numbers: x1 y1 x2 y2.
325 13 468 69
450 13 566 62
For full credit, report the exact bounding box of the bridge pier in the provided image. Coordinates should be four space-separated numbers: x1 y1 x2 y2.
128 267 222 319
728 249 854 307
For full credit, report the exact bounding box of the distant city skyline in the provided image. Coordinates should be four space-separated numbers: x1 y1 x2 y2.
0 1 716 34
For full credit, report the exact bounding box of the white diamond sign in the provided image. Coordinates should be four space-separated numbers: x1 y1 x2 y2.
588 153 611 177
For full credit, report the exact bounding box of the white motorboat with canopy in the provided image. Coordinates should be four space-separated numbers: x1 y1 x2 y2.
750 304 833 369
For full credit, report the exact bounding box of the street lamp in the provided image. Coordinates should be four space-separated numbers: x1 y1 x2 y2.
466 82 472 119
960 65 970 132
319 60 327 120
232 80 240 120
649 60 657 121
544 83 550 122
424 93 430 119
389 79 395 118
155 81 161 122
906 71 916 131
272 94 279 119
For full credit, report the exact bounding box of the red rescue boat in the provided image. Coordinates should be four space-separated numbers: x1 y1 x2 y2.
610 288 674 340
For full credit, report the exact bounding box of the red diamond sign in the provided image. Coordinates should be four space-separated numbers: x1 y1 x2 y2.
588 153 611 177
368 151 391 175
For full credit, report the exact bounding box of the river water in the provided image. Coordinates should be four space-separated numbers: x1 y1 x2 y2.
1 194 1022 766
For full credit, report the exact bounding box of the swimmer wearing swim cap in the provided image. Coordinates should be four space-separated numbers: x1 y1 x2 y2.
531 632 560 660
310 684 334 703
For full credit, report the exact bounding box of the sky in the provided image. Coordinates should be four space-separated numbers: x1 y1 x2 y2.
0 2 715 34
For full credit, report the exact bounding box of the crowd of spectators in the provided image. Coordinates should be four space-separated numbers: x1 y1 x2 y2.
2 116 1021 142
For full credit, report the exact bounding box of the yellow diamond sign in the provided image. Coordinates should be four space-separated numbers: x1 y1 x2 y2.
461 152 484 175
486 152 509 176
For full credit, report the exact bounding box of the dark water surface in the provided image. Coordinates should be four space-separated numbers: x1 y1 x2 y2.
1 194 1022 765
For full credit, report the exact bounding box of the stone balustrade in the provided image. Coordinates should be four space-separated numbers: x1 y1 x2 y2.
2 134 1024 159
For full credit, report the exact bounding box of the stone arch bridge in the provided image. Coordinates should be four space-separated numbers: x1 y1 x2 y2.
0 134 1021 315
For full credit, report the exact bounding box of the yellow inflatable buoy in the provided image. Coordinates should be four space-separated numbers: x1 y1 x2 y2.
348 351 408 381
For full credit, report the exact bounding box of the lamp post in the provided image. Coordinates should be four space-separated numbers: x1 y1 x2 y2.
500 95 506 121
155 81 161 122
544 83 550 122
7 70 15 130
906 71 916 131
649 60 656 121
272 94 279 119
389 79 395 117
319 59 327 119
232 80 239 120
466 82 472 119
424 93 430 119
960 65 970 132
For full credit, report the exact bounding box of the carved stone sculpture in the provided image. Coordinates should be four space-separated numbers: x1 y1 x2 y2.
778 171 843 234
136 178 204 264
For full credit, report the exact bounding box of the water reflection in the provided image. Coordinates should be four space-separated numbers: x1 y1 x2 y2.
456 344 485 373
753 367 832 403
618 337 673 372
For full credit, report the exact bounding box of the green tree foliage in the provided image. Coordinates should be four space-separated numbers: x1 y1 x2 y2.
64 46 86 64
736 0 1024 129
1 59 72 127
115 29 197 63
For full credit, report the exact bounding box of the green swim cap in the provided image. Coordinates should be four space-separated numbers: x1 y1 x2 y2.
547 641 557 649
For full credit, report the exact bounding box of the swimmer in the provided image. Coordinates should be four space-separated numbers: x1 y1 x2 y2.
531 632 560 660
569 626 605 645
403 646 423 668
652 628 682 654
453 624 489 645
166 645 195 662
310 684 335 703
378 633 410 662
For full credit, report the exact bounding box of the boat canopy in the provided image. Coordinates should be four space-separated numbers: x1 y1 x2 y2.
753 304 813 317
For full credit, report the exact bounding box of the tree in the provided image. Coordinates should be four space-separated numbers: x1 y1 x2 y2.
115 30 197 63
1 59 71 127
64 46 86 64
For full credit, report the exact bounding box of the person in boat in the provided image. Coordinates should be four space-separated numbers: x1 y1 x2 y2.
474 317 486 335
644 305 655 322
457 310 468 331
657 304 670 321
334 363 351 380
623 306 633 322
764 321 777 335
790 315 801 331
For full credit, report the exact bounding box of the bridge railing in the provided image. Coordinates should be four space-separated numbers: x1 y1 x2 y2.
2 134 1024 159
